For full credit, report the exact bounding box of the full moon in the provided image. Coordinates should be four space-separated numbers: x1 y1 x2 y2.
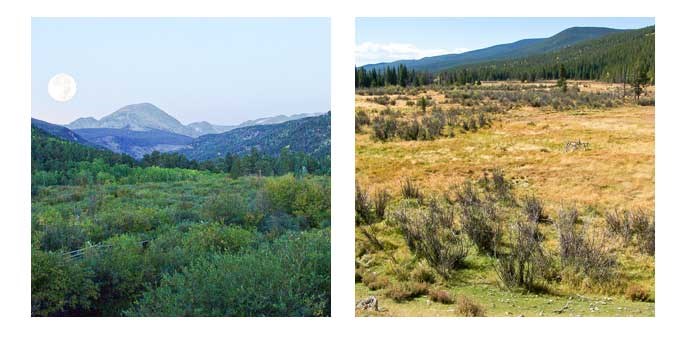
48 73 77 102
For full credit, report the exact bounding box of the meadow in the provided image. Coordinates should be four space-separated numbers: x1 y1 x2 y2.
355 81 654 316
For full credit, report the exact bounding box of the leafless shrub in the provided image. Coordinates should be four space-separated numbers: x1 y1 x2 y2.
455 180 481 208
401 177 423 201
556 207 617 284
495 221 548 290
355 183 375 225
459 197 501 255
523 194 547 223
389 200 469 277
630 209 655 256
605 208 655 256
373 189 391 221
490 168 512 200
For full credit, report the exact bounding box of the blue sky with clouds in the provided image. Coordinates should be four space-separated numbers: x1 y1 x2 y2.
356 17 654 66
32 18 330 125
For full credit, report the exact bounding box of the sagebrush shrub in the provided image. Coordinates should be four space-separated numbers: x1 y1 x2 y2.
429 289 454 304
410 262 437 284
373 189 392 221
523 195 546 223
390 200 468 277
605 208 655 256
400 177 423 201
625 284 653 302
455 296 485 317
355 184 375 225
496 221 548 290
460 199 501 255
384 282 429 302
556 207 617 285
362 273 390 291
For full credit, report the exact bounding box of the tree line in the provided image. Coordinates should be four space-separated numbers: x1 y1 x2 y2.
32 125 330 190
355 26 654 88
355 64 433 88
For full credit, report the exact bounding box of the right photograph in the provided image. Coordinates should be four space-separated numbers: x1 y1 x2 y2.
354 17 655 317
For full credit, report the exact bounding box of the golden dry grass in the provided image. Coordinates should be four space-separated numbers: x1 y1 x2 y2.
356 104 654 211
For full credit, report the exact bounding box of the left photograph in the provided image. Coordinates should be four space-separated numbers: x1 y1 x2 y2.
31 18 331 316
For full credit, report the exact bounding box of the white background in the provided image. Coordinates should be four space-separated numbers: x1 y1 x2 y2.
1 1 685 343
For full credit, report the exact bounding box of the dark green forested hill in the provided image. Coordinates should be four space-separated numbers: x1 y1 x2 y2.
361 27 621 73
31 118 97 148
439 26 655 84
356 26 654 87
180 112 331 161
32 125 136 174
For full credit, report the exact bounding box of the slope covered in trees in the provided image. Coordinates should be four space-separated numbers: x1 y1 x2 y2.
180 112 331 161
361 27 621 73
439 26 655 84
74 127 194 159
355 26 655 87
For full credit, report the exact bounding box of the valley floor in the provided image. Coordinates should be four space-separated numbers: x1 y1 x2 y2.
355 83 655 317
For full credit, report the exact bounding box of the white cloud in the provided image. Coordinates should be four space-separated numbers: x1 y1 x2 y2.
356 42 468 66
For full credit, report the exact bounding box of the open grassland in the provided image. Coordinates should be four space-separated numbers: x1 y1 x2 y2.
355 81 654 317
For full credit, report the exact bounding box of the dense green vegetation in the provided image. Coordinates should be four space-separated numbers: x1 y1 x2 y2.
356 26 654 87
31 125 331 316
32 126 329 191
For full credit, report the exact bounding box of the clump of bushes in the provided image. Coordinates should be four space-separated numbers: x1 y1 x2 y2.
496 221 548 290
384 282 429 302
129 229 331 316
523 194 546 223
605 208 654 256
400 177 423 201
429 289 454 304
371 115 398 141
410 262 437 284
355 183 375 225
373 189 392 221
625 284 653 302
355 110 370 133
389 199 468 277
556 207 617 286
459 198 501 256
455 296 485 317
362 273 390 291
356 184 391 225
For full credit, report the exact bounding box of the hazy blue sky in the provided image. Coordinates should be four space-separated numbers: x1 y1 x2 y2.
356 17 655 65
32 18 330 125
